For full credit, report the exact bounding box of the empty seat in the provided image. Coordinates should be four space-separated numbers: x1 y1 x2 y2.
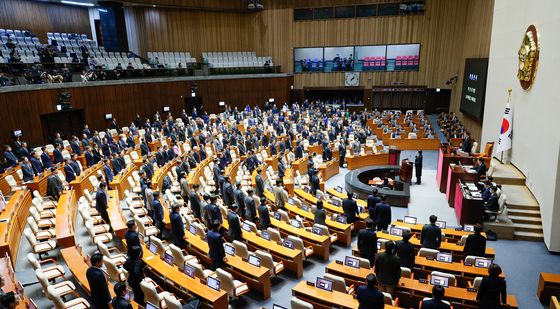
215 268 249 298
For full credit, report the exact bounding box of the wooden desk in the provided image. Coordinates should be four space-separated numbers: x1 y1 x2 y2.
26 169 53 196
184 230 271 299
0 257 28 308
292 157 309 175
413 256 503 286
0 167 21 195
388 138 440 150
55 190 78 248
110 165 138 199
319 159 339 181
270 217 331 261
436 148 488 194
446 165 479 207
140 244 228 308
69 162 103 195
108 190 128 238
325 262 518 308
292 281 401 309
552 296 560 309
538 272 560 303
186 157 212 188
391 221 480 241
0 190 32 265
346 153 390 170
327 188 367 208
454 181 484 225
282 168 294 196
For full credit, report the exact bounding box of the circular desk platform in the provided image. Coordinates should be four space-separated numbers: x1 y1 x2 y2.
344 165 410 207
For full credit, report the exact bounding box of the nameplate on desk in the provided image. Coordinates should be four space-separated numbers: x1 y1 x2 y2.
306 281 315 287
145 256 155 261
419 278 428 284
335 260 343 265
455 227 463 231
467 288 477 292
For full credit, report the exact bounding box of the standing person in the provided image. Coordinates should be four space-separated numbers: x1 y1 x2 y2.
367 188 380 220
86 253 111 309
273 179 287 211
338 139 347 168
151 192 165 239
395 231 415 269
477 264 507 309
421 285 450 309
258 197 271 230
314 200 327 226
255 168 265 197
123 245 145 306
355 274 385 309
188 184 202 219
420 215 442 249
342 192 359 223
309 170 320 197
244 188 257 223
374 241 401 293
415 150 423 184
357 219 378 266
124 220 140 257
226 204 242 242
222 176 234 207
374 195 391 231
46 167 63 201
234 182 246 220
169 203 186 248
463 224 487 257
111 282 133 309
207 222 227 270
95 183 111 228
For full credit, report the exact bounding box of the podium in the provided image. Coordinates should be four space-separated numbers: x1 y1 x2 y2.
400 159 413 183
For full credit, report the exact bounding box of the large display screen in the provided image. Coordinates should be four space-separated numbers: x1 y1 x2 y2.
460 58 489 122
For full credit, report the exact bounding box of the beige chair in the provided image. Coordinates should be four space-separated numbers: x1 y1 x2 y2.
313 224 337 243
29 207 56 228
421 297 451 307
27 216 55 241
168 243 196 269
27 253 65 281
85 221 112 243
215 268 249 298
187 260 215 280
377 238 390 250
464 255 485 265
255 250 284 276
192 222 206 240
430 271 457 286
140 278 173 308
46 285 90 309
324 273 354 294
5 175 23 191
85 217 110 234
418 248 439 259
78 204 103 225
291 297 314 309
103 256 127 282
356 256 371 269
36 268 76 298
97 241 127 266
383 292 399 306
233 240 250 260
162 293 184 309
243 220 258 233
24 228 56 258
287 235 313 258
401 267 413 279
33 190 57 208
151 236 171 258
266 228 283 244
277 209 290 223
134 215 159 238
470 277 483 289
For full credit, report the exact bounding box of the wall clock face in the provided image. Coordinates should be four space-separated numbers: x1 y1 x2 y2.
517 24 539 90
345 72 359 87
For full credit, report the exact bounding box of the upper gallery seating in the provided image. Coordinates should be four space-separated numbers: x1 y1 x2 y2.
0 29 42 64
147 51 197 68
203 51 273 68
46 32 97 49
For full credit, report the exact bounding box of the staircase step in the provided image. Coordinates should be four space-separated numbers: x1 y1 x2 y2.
507 208 541 217
508 215 542 225
512 222 543 233
491 159 526 186
500 185 539 208
514 231 544 241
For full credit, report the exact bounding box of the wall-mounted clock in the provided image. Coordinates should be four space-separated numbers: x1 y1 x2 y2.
345 72 360 87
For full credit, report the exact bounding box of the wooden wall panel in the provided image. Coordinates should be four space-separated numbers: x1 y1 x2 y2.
0 76 292 147
0 0 91 43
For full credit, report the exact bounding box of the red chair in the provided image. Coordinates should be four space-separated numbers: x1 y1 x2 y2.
413 55 419 68
395 56 402 70
381 56 386 70
363 57 370 70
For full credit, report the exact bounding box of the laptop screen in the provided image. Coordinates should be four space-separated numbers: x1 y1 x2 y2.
183 264 195 278
189 225 197 235
274 213 281 220
474 258 493 269
344 256 360 269
242 222 252 232
312 226 323 236
272 305 288 309
336 215 347 224
164 253 174 265
331 200 340 206
301 205 309 212
336 186 343 193
430 275 449 288
145 302 159 309
248 255 261 267
207 277 221 291
148 242 158 255
288 198 294 205
463 224 475 232
436 252 453 263
389 227 403 236
435 221 446 229
290 219 302 228
404 216 417 224
316 277 334 292
377 240 382 250
224 244 235 256
261 231 271 240
283 239 295 249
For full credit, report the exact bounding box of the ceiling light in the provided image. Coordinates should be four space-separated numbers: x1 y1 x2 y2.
61 1 94 7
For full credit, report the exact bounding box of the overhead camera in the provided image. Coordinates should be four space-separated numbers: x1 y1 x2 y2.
445 75 458 85
58 89 73 110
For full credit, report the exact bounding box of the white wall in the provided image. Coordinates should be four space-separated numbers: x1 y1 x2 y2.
482 0 560 251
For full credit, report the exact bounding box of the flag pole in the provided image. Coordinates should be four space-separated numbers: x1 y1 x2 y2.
500 88 512 164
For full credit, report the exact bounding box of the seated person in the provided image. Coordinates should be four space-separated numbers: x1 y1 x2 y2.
481 181 492 202
472 158 487 177
421 285 450 309
483 186 499 219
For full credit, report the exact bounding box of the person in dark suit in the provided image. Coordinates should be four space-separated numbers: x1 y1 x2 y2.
374 195 391 231
481 181 492 202
84 147 95 167
40 147 53 169
152 192 165 238
207 222 227 270
188 184 202 219
258 197 271 230
342 192 359 223
244 188 257 223
421 285 450 309
255 169 265 197
103 159 114 185
309 170 320 197
3 146 18 167
483 187 499 220
124 220 140 257
70 154 81 177
473 158 487 177
355 273 385 309
53 144 63 164
358 219 378 266
461 132 472 153
476 263 507 309
395 231 415 269
295 142 303 159
70 137 82 155
234 182 246 220
63 158 76 183
111 282 133 309
96 182 111 227
123 245 145 306
222 176 235 207
86 253 111 309
421 215 442 249
367 188 380 220
208 195 222 225
415 150 423 184
314 200 327 226
140 139 150 156
464 224 487 257
169 203 186 248
374 241 401 293
30 152 44 175
46 168 63 200
226 204 243 242
338 139 346 168
20 157 35 182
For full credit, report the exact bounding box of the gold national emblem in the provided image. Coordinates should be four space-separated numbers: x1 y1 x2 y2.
517 25 539 90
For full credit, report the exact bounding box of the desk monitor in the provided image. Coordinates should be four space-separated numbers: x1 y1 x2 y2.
290 219 302 228
312 226 323 236
272 305 288 309
430 275 449 288
274 213 281 220
404 216 417 224
283 239 295 250
242 222 252 232
261 231 271 241
316 277 334 292
357 206 364 214
145 302 158 309
336 186 343 193
331 200 340 206
435 221 447 229
463 224 475 232
189 225 197 235
377 240 382 250
335 215 347 224
288 198 294 205
183 264 195 278
301 205 310 212
207 277 221 291
389 227 403 236
164 252 174 265
474 258 493 269
248 255 261 267
28 299 38 309
148 242 158 255
224 244 235 256
436 252 453 263
344 256 360 269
